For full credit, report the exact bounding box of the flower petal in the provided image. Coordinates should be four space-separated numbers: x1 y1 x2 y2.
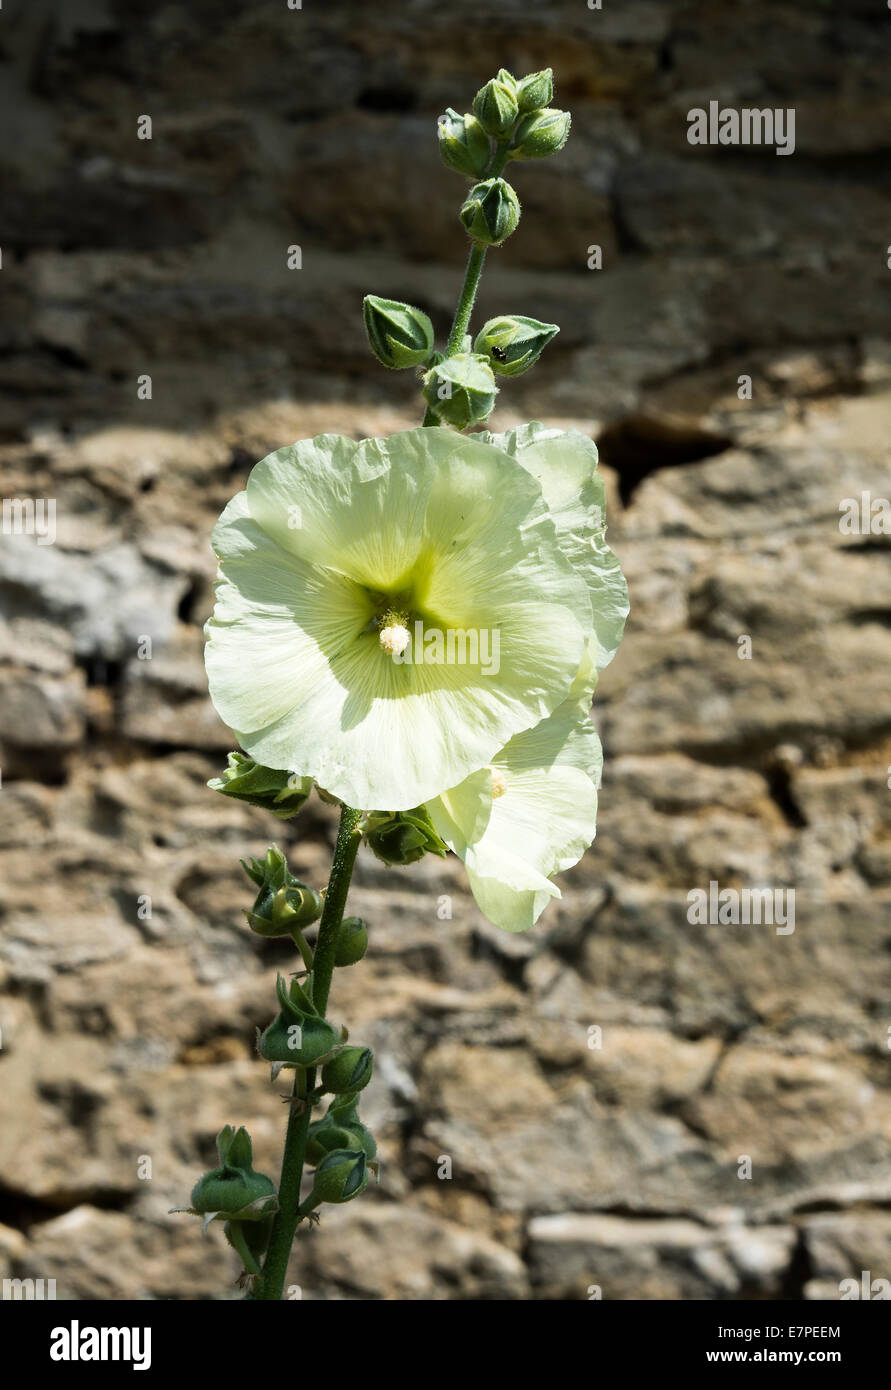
428 699 602 931
480 423 629 681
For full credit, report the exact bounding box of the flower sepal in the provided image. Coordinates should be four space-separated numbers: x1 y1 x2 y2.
171 1125 278 1233
257 975 342 1066
208 752 313 819
361 806 448 866
242 846 323 938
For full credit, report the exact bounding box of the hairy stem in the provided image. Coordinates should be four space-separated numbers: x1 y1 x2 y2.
253 804 362 1300
422 141 512 427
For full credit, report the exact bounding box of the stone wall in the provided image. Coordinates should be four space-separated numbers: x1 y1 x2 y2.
0 0 889 1299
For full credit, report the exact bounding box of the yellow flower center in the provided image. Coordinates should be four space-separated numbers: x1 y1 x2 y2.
490 768 507 799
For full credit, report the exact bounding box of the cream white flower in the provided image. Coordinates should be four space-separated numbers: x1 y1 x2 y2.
204 427 594 810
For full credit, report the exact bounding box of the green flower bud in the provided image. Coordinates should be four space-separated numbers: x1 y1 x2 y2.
334 915 368 967
189 1126 276 1220
258 975 342 1065
472 76 519 138
305 1121 359 1165
422 354 498 431
363 294 435 370
321 1045 374 1095
308 1149 368 1206
242 846 323 938
510 107 571 160
516 68 554 113
437 107 491 178
459 178 520 247
327 1096 377 1159
361 805 449 866
473 314 560 377
208 752 313 819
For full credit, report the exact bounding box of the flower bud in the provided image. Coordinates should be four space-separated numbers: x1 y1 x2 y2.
422 354 498 431
459 178 520 247
437 107 491 178
258 975 341 1065
334 915 368 967
208 752 313 819
363 294 435 370
327 1095 377 1159
242 846 322 938
189 1125 276 1220
516 68 553 113
308 1149 368 1206
362 806 449 866
473 314 560 377
321 1045 374 1095
305 1121 359 1166
510 107 571 160
472 76 519 138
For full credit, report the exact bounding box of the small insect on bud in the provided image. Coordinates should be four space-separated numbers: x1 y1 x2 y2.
472 75 519 138
474 314 560 377
459 177 521 247
510 107 571 160
363 295 436 370
438 107 492 178
516 68 554 114
422 353 498 431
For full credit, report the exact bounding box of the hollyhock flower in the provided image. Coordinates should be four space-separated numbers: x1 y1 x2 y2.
427 697 602 932
204 426 594 810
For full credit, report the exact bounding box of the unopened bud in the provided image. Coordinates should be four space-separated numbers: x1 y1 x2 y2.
308 1148 368 1205
334 916 369 967
321 1045 374 1095
363 294 435 370
437 108 491 178
510 107 571 160
473 75 519 138
516 68 554 113
459 177 520 247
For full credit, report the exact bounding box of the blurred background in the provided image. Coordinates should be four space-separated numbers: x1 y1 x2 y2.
1 0 890 1300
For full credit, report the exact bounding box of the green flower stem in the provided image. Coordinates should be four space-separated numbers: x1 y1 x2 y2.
445 241 488 356
254 803 363 1300
310 804 363 1015
422 141 512 428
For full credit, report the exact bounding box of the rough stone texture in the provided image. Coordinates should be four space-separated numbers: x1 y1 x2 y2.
0 0 890 1301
